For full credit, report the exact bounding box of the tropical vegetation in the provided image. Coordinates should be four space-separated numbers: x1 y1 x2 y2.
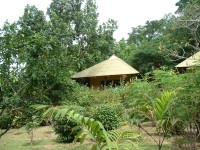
0 0 200 149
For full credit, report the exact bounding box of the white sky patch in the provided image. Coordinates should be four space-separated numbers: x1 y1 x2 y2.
0 0 51 25
96 0 178 40
0 0 178 41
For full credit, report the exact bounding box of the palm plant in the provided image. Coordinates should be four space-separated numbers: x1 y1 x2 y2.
32 105 140 150
136 91 178 150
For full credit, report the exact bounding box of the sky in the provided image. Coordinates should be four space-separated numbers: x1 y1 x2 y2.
0 0 178 41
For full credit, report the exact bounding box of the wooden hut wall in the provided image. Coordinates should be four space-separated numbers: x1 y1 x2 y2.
90 74 133 89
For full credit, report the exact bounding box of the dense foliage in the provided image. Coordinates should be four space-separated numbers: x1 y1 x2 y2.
0 0 200 149
52 105 85 142
92 104 120 131
53 117 80 142
0 0 117 132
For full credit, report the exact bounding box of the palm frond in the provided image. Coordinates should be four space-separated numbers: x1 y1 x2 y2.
108 130 140 150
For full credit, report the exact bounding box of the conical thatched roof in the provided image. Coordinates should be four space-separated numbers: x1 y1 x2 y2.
176 51 200 68
72 55 139 78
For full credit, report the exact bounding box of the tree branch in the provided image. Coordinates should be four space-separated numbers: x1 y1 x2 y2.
160 44 187 61
0 125 12 139
137 124 159 145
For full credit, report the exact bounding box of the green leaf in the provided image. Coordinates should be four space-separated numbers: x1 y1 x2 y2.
80 133 88 144
91 144 98 150
73 130 84 143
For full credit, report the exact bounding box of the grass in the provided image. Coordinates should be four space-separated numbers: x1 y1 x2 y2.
139 144 170 150
2 125 199 150
0 126 90 150
0 125 171 150
0 125 168 150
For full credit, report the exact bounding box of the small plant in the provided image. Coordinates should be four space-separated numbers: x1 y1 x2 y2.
136 91 178 150
24 116 39 145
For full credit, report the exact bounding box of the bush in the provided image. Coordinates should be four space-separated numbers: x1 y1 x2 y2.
52 105 85 143
92 104 120 131
53 116 80 143
72 84 122 107
0 111 13 129
121 80 159 109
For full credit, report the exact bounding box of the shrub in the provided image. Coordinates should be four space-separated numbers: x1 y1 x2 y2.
52 105 85 142
92 104 120 131
120 80 159 109
0 111 13 129
72 84 122 107
53 116 80 142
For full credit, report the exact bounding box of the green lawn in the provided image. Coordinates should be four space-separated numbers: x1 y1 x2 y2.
0 126 174 150
0 126 90 150
139 144 170 150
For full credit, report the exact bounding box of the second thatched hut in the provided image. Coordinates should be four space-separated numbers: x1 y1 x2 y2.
176 51 200 72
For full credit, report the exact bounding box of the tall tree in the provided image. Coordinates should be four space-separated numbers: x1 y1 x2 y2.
176 0 200 12
47 0 117 71
1 0 118 108
176 2 200 51
118 15 175 74
161 1 200 61
0 0 118 134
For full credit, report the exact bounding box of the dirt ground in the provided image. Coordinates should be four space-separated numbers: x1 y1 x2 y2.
120 122 174 144
121 122 200 150
0 126 89 150
1 123 200 150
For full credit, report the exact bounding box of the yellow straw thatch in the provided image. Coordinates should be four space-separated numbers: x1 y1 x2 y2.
72 55 139 78
176 51 200 68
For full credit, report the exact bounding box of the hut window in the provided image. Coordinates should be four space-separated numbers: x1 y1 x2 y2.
101 80 120 88
76 78 90 87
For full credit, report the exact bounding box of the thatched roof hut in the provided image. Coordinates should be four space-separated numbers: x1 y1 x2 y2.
175 51 200 72
72 55 139 88
176 51 200 68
